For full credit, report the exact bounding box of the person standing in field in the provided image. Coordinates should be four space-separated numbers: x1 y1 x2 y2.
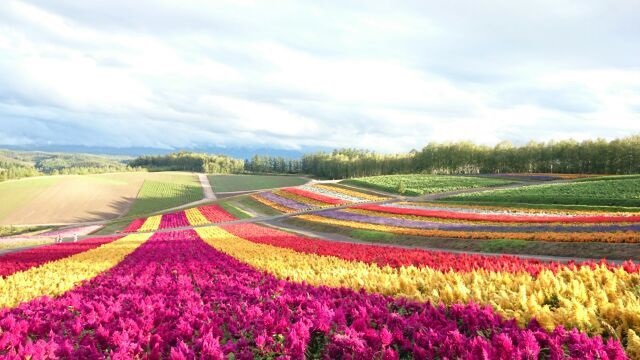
73 233 78 242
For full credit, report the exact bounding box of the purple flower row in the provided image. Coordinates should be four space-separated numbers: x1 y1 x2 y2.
319 209 640 233
258 191 310 210
0 229 625 358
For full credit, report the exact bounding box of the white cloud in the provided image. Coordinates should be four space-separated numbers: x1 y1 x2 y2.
0 0 639 153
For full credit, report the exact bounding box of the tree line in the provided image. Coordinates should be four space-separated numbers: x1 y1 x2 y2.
299 135 640 179
244 155 303 174
129 151 244 174
4 135 639 182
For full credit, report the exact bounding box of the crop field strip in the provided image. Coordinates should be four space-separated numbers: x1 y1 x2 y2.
125 173 204 217
341 174 515 196
442 176 640 208
208 174 309 193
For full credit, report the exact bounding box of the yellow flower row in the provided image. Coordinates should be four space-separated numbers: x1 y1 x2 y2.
196 226 640 354
250 194 293 213
0 233 151 309
185 207 209 226
139 215 162 232
297 214 640 243
313 184 386 201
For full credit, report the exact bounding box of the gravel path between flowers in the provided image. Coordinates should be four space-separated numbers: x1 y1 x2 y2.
198 173 216 200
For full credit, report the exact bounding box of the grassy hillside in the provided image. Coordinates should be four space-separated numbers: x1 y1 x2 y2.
209 174 308 193
342 174 513 196
442 177 640 207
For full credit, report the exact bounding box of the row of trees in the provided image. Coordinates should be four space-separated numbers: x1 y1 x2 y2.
0 161 40 181
298 136 640 179
129 152 244 174
244 155 303 174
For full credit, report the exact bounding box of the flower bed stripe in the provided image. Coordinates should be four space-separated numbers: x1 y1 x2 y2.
0 236 122 277
311 184 386 201
258 192 310 211
274 189 331 207
0 232 151 309
358 204 640 223
123 218 146 232
221 223 639 275
197 204 236 223
281 187 347 205
250 194 292 213
321 209 640 233
158 211 190 229
184 207 209 226
138 215 161 232
0 230 626 358
297 214 640 243
197 226 640 355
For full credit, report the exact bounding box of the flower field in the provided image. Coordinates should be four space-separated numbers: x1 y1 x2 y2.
293 201 640 243
1 177 639 358
122 204 237 232
1 224 637 358
250 184 387 213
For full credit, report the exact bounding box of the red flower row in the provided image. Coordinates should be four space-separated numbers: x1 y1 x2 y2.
0 236 121 277
122 218 146 232
198 204 236 223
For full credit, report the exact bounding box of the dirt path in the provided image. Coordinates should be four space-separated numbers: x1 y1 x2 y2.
198 173 216 200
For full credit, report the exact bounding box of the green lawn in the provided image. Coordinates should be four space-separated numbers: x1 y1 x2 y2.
442 177 640 208
218 201 253 219
125 173 203 217
341 174 513 196
209 174 308 193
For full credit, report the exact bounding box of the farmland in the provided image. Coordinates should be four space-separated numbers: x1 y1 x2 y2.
442 176 640 208
208 174 308 193
125 173 203 217
0 172 203 225
342 174 514 195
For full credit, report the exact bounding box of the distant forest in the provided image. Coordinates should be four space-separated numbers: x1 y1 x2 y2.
250 135 640 179
2 135 639 181
129 152 244 174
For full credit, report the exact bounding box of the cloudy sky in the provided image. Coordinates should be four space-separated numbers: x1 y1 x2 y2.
1 0 639 153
